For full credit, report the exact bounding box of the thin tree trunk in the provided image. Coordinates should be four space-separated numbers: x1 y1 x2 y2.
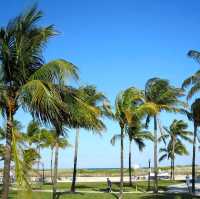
173 158 175 181
128 139 132 186
52 141 59 199
192 123 197 193
153 115 158 193
172 138 175 181
170 158 173 180
37 145 41 178
71 129 80 192
51 147 54 184
2 111 13 199
119 126 124 199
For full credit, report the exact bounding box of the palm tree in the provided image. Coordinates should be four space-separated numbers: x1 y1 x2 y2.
160 120 192 180
145 77 184 193
40 129 69 184
182 50 200 193
52 133 69 192
111 120 153 186
115 87 157 199
26 120 44 169
0 6 79 198
159 140 189 179
182 99 200 193
70 85 112 193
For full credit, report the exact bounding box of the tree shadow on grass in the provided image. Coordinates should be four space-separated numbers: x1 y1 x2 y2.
141 193 197 199
76 184 94 189
54 191 85 199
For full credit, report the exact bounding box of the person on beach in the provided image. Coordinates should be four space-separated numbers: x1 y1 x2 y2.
107 178 112 192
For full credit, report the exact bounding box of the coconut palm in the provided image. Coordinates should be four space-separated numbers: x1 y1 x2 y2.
159 120 192 180
70 85 112 192
0 6 79 199
40 129 69 184
111 120 153 186
25 120 53 170
182 99 200 193
159 140 189 179
145 77 184 193
115 87 157 199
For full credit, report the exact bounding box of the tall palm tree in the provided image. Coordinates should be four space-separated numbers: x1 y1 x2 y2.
159 140 189 179
145 78 184 193
70 85 112 193
182 99 200 193
111 121 153 186
182 50 200 193
0 6 79 199
160 120 192 180
115 87 157 199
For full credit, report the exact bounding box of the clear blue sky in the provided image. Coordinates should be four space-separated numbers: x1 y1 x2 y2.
1 0 200 169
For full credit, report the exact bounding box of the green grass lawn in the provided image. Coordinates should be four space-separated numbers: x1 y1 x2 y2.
9 192 200 199
31 180 183 192
7 180 192 199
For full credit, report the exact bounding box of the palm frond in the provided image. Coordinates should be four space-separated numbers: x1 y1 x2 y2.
30 59 79 84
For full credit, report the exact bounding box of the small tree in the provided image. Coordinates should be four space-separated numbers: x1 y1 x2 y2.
159 120 192 180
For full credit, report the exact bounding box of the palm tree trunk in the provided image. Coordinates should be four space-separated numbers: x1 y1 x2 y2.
50 147 54 184
119 126 124 199
52 141 59 199
71 128 80 192
170 158 173 180
192 123 197 193
128 139 132 186
172 138 175 180
2 111 13 199
37 145 40 175
153 115 158 193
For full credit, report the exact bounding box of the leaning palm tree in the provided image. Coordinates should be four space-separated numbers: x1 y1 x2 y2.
70 85 112 193
111 120 153 186
145 78 184 193
182 99 200 193
115 87 157 199
159 140 189 177
160 120 192 180
0 6 79 199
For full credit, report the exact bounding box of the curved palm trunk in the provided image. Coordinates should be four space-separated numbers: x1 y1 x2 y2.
52 141 59 199
50 147 54 184
71 129 80 192
153 115 158 193
2 111 14 199
192 123 197 193
128 139 132 186
119 126 124 199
